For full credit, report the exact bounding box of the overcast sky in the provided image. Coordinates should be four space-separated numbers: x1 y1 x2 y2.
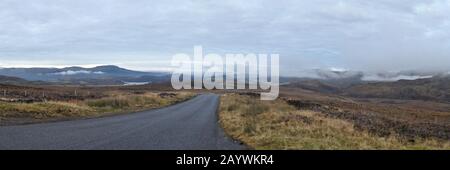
0 0 449 75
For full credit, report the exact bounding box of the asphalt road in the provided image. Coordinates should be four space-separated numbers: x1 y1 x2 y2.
0 94 245 150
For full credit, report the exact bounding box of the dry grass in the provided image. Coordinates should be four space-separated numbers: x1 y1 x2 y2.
0 101 94 119
0 92 194 123
219 94 450 150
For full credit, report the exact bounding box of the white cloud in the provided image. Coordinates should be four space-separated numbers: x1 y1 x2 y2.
362 75 433 82
51 70 104 75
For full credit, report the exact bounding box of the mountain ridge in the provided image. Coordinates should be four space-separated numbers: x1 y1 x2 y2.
0 65 169 85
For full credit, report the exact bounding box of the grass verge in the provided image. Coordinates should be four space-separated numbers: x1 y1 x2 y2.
0 92 194 124
219 93 450 149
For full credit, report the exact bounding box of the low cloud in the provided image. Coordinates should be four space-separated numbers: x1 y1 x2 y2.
51 70 104 75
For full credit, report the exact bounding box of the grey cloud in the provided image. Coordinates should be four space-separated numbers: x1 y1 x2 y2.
0 0 449 76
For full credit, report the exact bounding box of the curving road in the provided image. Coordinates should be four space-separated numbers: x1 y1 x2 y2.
0 94 245 150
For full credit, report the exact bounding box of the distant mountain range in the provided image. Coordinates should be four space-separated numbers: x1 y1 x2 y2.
1 65 450 102
0 65 169 85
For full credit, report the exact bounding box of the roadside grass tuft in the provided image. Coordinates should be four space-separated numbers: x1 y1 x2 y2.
0 101 93 119
86 97 131 109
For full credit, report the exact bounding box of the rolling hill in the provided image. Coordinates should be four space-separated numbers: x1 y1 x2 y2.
284 74 450 102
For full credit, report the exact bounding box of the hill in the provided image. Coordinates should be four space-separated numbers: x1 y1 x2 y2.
343 76 450 101
284 75 450 102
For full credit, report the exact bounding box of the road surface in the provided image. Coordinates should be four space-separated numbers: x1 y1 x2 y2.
0 94 245 150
